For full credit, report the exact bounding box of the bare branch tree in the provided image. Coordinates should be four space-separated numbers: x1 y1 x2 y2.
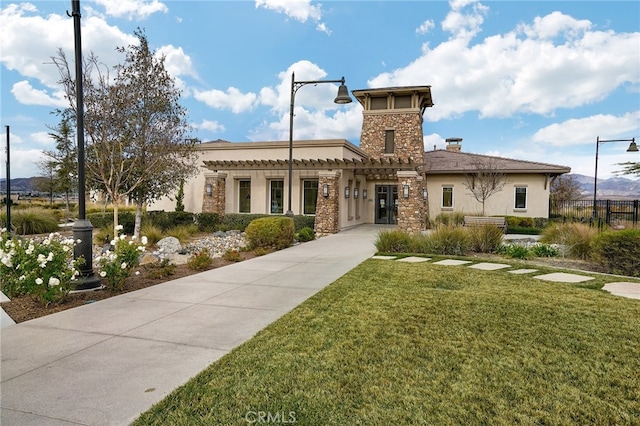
52 29 197 237
462 158 507 216
550 174 582 209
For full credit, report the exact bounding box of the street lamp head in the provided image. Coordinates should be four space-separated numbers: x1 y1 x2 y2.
334 79 352 104
626 140 638 152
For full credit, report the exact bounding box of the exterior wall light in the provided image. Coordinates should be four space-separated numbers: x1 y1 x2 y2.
422 187 428 200
403 185 410 199
206 183 213 197
345 186 350 198
354 187 359 199
323 183 329 197
362 189 367 199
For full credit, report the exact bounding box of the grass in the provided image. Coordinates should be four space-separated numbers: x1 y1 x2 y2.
134 260 640 425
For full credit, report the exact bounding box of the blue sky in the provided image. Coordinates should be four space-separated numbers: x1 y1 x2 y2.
1 0 639 179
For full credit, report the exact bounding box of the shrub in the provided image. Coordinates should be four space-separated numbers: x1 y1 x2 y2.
434 212 465 226
187 248 214 270
92 226 113 245
530 243 559 258
0 230 81 305
222 248 242 262
499 243 532 259
140 223 163 246
144 211 195 231
540 223 597 259
166 224 199 243
195 212 220 232
1 208 59 235
591 229 640 277
146 259 176 279
293 215 315 232
296 227 315 242
87 211 136 235
221 214 269 232
468 224 504 253
407 233 434 254
429 224 471 256
245 217 295 250
375 230 412 253
96 228 146 291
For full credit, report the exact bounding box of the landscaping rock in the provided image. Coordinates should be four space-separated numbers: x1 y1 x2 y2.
157 236 182 254
139 253 160 266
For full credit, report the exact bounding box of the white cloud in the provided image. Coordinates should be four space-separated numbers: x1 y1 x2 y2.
198 120 226 134
255 0 328 33
11 81 68 108
0 3 136 93
368 4 640 121
423 133 445 151
532 112 640 147
93 0 168 21
194 87 258 114
416 20 435 35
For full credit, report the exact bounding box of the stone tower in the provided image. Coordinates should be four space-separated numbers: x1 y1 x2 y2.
352 86 433 162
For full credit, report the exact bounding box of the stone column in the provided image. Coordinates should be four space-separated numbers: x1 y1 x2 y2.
397 171 426 234
202 172 227 217
314 171 341 236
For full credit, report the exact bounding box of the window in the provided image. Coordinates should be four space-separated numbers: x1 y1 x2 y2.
394 95 411 109
303 180 318 215
270 180 284 214
239 180 251 213
371 96 387 110
442 186 453 208
385 130 395 154
515 187 527 209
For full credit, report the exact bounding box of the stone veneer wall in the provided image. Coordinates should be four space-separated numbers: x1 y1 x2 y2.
359 112 425 162
202 173 226 217
396 171 426 234
314 172 340 236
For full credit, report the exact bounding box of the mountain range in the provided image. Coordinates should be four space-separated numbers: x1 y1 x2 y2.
2 174 639 199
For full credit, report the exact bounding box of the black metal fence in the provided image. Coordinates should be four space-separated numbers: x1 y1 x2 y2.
550 199 639 228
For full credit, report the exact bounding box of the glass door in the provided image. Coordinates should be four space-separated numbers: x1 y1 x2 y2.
375 185 398 224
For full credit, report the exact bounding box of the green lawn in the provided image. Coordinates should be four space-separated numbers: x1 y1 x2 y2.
134 259 640 425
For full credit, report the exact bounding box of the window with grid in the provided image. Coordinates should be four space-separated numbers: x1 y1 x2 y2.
442 186 453 208
270 180 284 214
303 180 319 215
385 130 395 154
239 180 251 213
515 187 527 209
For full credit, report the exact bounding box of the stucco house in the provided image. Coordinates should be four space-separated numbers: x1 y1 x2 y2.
150 86 570 234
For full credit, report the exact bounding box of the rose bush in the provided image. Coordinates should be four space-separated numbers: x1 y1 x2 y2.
0 228 81 306
95 226 147 291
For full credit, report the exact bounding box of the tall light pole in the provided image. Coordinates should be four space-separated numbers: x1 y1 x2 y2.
286 72 352 216
593 136 637 218
4 126 10 233
69 0 100 289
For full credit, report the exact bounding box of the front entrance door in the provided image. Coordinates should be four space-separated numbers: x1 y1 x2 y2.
375 185 398 224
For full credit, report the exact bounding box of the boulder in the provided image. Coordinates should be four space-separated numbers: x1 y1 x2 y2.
156 236 182 254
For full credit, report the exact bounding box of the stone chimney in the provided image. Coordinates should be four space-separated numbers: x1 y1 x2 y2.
445 137 462 152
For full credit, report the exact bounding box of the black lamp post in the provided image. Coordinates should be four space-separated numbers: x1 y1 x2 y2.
286 72 352 216
592 136 637 218
69 0 100 289
4 126 10 233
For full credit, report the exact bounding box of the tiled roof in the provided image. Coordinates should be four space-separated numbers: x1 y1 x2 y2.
424 149 571 174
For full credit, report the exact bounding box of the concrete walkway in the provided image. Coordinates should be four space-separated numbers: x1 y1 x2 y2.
1 225 380 426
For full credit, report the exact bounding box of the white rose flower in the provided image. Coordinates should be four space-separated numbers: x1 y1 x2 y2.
99 271 107 277
115 225 124 231
141 236 148 245
35 278 44 285
49 277 61 286
121 262 127 269
135 271 140 276
47 252 54 261
110 239 117 246
120 234 126 240
26 244 35 255
63 246 70 252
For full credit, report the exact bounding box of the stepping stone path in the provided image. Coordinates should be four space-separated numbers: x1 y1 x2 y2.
371 255 640 300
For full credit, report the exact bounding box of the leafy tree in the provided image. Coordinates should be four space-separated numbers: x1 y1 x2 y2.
462 159 506 216
41 111 78 216
550 174 583 208
175 180 185 212
52 29 197 236
616 161 640 178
